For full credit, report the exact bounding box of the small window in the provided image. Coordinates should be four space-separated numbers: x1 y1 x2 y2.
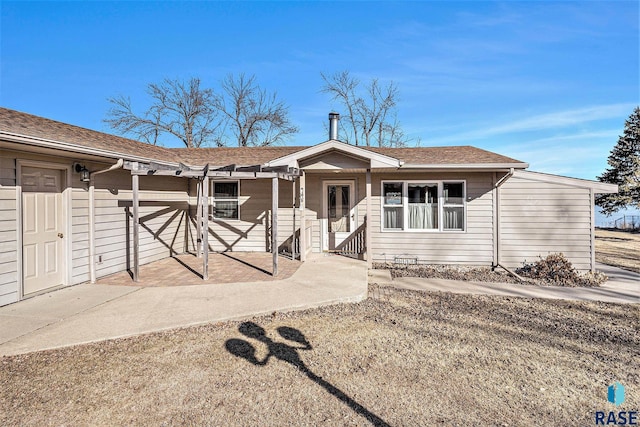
382 182 404 230
443 182 464 230
383 182 403 229
212 181 239 220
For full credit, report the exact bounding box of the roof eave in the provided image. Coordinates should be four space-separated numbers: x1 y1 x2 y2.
513 170 618 193
0 131 179 168
400 162 529 170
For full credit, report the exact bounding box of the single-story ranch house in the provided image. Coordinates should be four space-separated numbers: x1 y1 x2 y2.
0 107 617 306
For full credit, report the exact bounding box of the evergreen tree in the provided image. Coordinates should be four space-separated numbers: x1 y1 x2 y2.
595 106 640 215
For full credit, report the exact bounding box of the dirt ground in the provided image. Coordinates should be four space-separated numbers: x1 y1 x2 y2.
596 228 640 273
2 286 638 426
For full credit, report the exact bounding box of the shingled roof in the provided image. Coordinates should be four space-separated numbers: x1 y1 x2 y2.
175 144 525 167
367 146 524 166
175 147 303 167
0 107 180 163
0 108 526 168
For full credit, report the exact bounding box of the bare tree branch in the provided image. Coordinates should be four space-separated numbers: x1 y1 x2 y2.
321 71 361 145
216 73 298 147
104 77 222 148
321 70 405 147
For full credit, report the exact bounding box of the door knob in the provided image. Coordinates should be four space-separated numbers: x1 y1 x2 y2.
58 233 64 238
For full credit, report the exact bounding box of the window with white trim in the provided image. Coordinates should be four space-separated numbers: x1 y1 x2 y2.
212 180 239 220
382 182 404 230
381 181 466 231
443 182 465 230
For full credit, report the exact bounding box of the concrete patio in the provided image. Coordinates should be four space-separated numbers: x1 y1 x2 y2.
96 252 302 287
0 253 367 356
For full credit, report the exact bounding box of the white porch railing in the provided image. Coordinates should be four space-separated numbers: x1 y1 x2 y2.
333 222 366 260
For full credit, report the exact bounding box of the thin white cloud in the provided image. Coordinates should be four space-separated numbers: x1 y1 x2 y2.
478 104 634 136
501 129 621 149
424 103 634 145
487 128 622 179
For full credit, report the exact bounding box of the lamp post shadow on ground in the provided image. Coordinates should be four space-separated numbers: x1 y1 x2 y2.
225 321 390 427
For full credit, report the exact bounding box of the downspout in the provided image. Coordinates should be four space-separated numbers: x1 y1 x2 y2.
89 159 124 283
495 167 515 188
493 168 528 281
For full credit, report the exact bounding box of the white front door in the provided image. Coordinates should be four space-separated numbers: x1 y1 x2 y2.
322 181 355 251
21 167 65 295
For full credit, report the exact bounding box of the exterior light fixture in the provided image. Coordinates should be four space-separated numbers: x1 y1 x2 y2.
75 163 91 182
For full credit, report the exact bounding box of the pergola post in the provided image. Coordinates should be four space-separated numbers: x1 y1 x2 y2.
272 176 278 276
196 179 202 258
299 171 306 262
202 176 209 280
132 172 140 282
366 169 372 269
292 179 296 260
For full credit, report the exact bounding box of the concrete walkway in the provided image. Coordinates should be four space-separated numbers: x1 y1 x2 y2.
2 258 636 356
0 254 367 356
369 262 639 304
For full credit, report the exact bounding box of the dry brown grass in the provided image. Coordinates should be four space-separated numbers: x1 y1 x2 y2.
596 228 640 273
2 287 638 426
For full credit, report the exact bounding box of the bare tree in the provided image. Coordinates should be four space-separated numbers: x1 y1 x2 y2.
380 113 411 148
321 71 406 147
216 73 298 147
105 77 222 148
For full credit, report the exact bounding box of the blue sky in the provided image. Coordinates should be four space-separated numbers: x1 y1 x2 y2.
1 1 638 190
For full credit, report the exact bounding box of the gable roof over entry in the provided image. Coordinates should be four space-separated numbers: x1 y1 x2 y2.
266 140 403 169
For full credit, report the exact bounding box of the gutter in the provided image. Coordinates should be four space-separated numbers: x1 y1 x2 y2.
88 159 124 283
495 167 514 187
399 162 529 170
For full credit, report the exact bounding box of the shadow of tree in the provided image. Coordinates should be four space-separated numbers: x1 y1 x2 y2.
225 321 390 427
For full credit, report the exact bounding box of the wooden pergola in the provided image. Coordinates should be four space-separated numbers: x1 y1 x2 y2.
123 160 302 282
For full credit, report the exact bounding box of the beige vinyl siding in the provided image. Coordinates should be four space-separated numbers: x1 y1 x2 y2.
190 178 300 253
304 174 321 253
71 186 90 284
0 187 18 305
499 176 593 271
0 155 16 186
79 169 190 280
370 172 494 265
207 179 269 252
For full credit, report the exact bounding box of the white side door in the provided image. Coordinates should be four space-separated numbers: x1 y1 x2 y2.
21 167 65 295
